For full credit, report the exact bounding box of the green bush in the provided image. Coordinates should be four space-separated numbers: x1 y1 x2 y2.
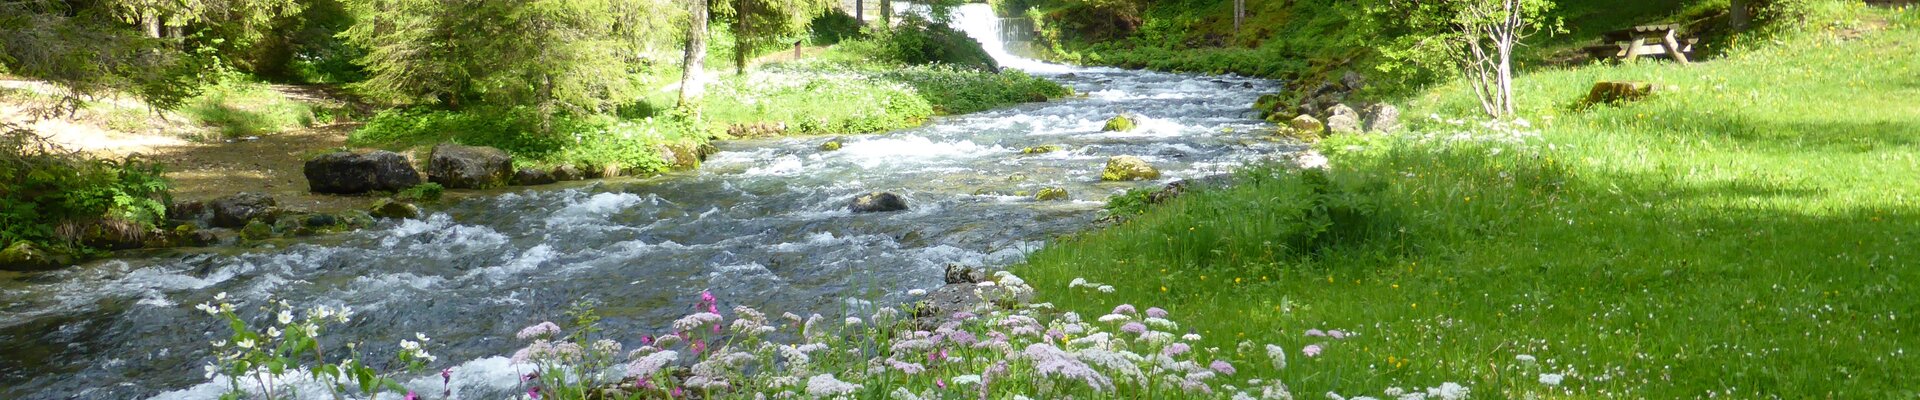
0 124 170 252
863 15 999 71
809 10 866 45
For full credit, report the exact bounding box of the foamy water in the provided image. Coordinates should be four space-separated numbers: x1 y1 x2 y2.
0 6 1301 398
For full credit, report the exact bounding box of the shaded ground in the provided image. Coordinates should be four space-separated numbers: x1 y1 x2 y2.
1 79 378 214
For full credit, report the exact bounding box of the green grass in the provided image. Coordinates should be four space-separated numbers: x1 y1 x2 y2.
1015 9 1920 399
181 80 317 139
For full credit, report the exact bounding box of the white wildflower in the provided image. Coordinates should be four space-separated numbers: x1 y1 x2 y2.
1097 285 1116 293
805 373 862 397
1515 354 1536 363
845 317 863 326
1538 373 1564 386
277 310 293 325
907 289 927 297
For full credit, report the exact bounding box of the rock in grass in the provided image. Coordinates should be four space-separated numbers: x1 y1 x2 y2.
427 143 513 189
820 140 843 151
210 192 277 228
1102 114 1136 132
1363 103 1402 133
1101 156 1161 181
1021 145 1060 154
241 220 274 241
1289 114 1326 137
1585 81 1654 105
304 150 422 194
944 264 985 284
0 241 73 271
368 198 421 219
1034 187 1070 201
513 168 557 186
850 192 909 213
1326 104 1362 134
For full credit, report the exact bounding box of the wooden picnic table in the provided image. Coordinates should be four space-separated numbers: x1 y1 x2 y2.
1587 24 1696 64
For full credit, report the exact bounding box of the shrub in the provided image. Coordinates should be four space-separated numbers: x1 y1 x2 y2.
0 124 170 253
864 15 999 71
809 10 866 45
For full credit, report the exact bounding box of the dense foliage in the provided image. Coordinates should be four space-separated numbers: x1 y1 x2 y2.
0 124 170 252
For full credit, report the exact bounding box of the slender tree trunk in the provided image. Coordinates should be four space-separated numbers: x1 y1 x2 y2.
735 0 749 75
679 0 710 107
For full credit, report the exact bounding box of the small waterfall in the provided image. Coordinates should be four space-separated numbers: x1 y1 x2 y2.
951 4 1078 74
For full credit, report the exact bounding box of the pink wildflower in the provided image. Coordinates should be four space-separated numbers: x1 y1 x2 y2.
1163 343 1192 356
1305 329 1327 337
1113 304 1137 315
1210 360 1236 375
1146 307 1168 318
516 321 561 340
1121 322 1148 334
404 391 418 400
1303 344 1323 357
1328 330 1348 339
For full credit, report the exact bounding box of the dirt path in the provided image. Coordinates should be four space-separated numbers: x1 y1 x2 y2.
2 79 377 214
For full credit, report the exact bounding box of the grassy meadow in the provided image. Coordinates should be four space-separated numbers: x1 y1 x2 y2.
1015 6 1920 399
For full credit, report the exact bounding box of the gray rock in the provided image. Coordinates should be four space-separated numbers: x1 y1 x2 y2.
427 144 513 189
1326 104 1363 134
513 168 557 186
304 150 421 194
209 192 276 228
550 165 584 181
1341 70 1367 92
850 192 908 213
945 264 985 284
1363 103 1402 133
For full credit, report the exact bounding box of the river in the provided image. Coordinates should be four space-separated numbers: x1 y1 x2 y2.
0 5 1293 398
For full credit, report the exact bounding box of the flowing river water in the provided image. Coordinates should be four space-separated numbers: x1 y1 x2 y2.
0 5 1295 398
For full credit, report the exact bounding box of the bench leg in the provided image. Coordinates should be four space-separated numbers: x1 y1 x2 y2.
1663 32 1692 64
1623 38 1645 60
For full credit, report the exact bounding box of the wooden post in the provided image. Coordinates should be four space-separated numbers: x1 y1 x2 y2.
1661 30 1691 64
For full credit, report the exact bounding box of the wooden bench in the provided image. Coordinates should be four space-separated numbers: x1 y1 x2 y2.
1583 24 1697 64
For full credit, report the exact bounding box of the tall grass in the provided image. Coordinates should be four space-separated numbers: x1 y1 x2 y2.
1016 8 1920 399
181 80 317 139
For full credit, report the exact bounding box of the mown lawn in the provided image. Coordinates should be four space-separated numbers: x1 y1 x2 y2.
1016 8 1919 399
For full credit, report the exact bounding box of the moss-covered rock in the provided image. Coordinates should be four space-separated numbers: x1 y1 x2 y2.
241 220 275 241
1101 156 1161 181
1021 145 1061 154
1102 114 1137 132
0 241 74 271
820 140 843 151
1289 114 1325 136
369 199 422 220
1035 187 1070 201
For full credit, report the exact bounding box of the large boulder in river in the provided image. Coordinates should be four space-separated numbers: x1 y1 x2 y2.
428 144 513 189
209 192 277 228
303 150 421 194
368 198 421 220
513 168 557 186
1326 104 1363 134
1101 156 1160 181
850 192 909 213
1102 114 1136 132
0 241 73 271
657 141 718 170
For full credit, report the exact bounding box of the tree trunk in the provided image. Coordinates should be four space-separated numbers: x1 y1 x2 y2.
735 0 750 75
1730 0 1751 31
679 0 711 108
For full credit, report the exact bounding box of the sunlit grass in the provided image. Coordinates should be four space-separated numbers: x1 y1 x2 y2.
1017 10 1920 399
